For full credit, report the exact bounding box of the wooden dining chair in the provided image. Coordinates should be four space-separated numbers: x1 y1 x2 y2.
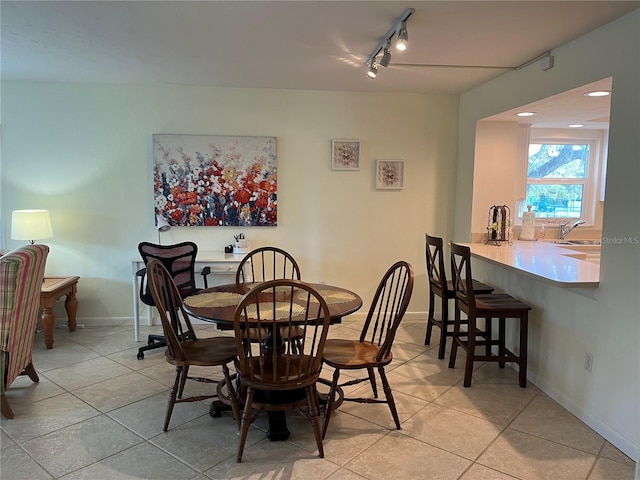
235 246 304 350
232 279 332 462
321 261 414 439
449 243 532 387
235 246 301 284
424 234 494 358
146 259 240 431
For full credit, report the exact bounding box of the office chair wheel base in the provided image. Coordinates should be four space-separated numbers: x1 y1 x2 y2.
209 400 230 418
137 351 144 360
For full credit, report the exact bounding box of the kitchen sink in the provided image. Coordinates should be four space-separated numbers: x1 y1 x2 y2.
566 240 601 245
560 251 601 264
551 240 601 245
550 239 602 254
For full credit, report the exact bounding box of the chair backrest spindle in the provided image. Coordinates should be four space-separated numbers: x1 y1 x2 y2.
359 261 414 362
236 246 301 284
146 259 198 362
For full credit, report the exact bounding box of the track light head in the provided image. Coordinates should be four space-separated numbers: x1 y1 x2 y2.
396 22 408 51
367 62 378 79
364 8 413 79
380 42 391 67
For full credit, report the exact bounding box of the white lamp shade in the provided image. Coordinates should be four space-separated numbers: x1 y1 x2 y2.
11 209 53 242
156 214 171 232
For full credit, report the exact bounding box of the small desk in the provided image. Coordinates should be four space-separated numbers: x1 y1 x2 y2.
40 276 80 349
131 251 246 341
184 281 362 441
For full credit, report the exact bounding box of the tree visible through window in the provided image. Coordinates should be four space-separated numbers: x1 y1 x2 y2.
526 143 591 219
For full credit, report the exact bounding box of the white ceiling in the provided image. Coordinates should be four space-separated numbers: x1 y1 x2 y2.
2 1 637 127
483 76 613 129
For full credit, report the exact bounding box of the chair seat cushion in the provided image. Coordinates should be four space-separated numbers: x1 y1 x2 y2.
142 287 202 307
241 355 318 388
475 293 531 312
445 279 494 295
165 336 237 366
322 339 391 368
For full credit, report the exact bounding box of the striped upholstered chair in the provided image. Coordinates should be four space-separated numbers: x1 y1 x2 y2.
1 244 49 419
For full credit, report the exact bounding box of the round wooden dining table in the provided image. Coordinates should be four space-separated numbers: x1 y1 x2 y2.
183 281 363 441
183 281 363 327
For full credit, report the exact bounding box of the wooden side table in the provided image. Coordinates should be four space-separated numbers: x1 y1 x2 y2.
40 276 80 349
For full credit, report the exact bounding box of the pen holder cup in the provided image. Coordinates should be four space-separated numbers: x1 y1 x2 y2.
233 240 250 254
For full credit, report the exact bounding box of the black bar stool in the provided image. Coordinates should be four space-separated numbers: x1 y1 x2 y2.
449 242 532 387
424 234 494 359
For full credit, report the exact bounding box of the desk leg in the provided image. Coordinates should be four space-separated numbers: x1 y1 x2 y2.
65 290 78 332
132 273 140 342
41 306 55 349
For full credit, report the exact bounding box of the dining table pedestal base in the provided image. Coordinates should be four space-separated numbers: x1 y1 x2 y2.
254 388 307 441
212 377 345 441
209 398 292 441
266 411 290 441
213 377 303 441
212 375 347 445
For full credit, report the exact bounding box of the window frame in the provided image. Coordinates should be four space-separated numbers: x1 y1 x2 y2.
523 129 605 225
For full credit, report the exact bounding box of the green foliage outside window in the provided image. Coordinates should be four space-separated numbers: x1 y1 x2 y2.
526 144 589 219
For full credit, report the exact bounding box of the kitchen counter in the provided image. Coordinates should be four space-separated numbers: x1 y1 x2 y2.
461 240 600 287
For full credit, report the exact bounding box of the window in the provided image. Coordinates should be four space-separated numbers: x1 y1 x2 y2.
525 136 600 222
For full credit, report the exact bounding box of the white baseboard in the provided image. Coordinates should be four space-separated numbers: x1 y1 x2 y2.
55 317 135 328
526 369 639 462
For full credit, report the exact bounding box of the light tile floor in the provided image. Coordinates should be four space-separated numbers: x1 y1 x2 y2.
1 319 636 480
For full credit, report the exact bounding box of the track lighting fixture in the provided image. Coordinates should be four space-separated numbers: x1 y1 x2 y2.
379 41 391 67
364 8 414 79
365 7 551 79
395 22 409 51
367 62 378 79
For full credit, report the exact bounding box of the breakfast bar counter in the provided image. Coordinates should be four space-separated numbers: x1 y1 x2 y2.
461 240 600 288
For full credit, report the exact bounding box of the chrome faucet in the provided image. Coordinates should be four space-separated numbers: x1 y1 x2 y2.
559 219 585 239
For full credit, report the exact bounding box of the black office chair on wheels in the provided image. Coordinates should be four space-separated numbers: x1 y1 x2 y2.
136 241 211 359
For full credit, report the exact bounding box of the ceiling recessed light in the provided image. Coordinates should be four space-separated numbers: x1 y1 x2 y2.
569 124 584 128
584 90 610 97
516 112 536 117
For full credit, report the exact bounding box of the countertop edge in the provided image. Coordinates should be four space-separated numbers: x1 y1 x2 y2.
461 241 600 288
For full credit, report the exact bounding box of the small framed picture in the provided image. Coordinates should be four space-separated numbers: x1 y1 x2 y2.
376 160 404 190
331 139 360 170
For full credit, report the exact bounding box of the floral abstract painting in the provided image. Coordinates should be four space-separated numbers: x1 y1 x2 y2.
153 134 277 226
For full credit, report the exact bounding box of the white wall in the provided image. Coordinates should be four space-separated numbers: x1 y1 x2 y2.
1 83 459 324
455 11 639 459
472 121 520 237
